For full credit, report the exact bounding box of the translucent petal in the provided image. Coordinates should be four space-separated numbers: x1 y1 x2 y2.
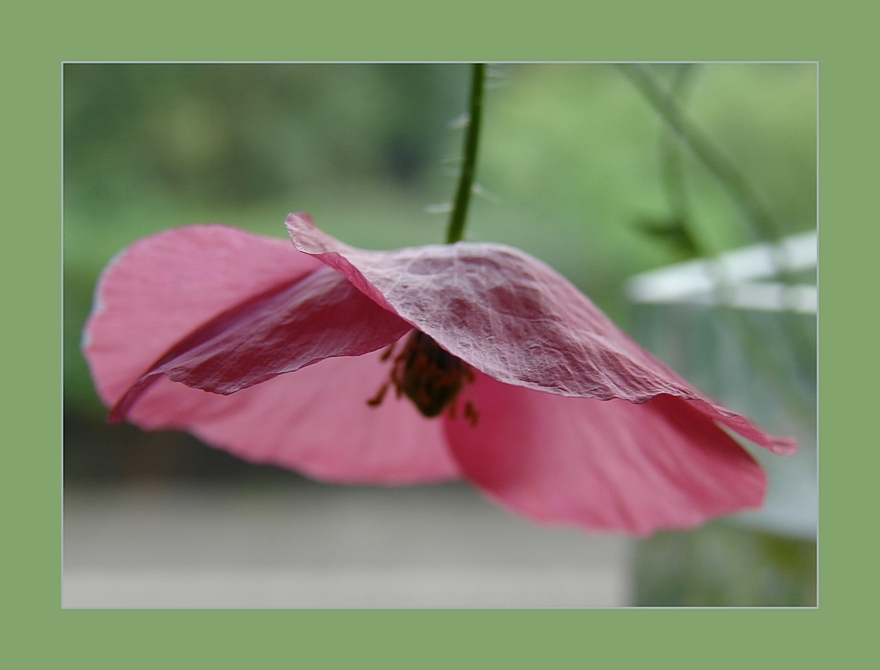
126 343 460 483
84 224 323 407
286 212 796 455
108 264 410 420
83 225 454 483
444 372 766 535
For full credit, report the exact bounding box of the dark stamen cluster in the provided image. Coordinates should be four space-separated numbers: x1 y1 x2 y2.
367 330 478 425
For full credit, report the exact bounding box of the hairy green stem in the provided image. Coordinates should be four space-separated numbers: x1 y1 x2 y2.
446 63 486 244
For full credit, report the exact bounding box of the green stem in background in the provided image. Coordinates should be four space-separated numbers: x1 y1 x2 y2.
636 64 705 259
617 63 782 246
659 63 701 252
446 63 486 244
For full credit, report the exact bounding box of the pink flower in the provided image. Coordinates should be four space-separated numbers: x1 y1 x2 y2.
83 213 796 535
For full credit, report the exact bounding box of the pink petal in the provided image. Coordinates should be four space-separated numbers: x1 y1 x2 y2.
108 265 410 419
444 372 766 535
84 225 411 421
122 342 460 483
84 225 324 408
286 212 796 455
82 225 457 483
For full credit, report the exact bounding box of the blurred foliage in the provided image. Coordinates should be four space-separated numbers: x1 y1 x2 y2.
64 64 464 213
634 522 817 606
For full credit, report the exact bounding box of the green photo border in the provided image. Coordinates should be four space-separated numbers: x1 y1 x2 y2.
8 0 866 666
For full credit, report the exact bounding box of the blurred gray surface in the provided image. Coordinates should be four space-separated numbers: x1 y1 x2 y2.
63 482 633 608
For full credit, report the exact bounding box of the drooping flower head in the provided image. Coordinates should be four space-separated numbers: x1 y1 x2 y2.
83 213 796 536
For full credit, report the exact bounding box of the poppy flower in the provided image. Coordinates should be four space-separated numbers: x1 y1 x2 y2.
82 212 796 535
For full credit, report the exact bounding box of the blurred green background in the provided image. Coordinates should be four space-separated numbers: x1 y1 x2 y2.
63 63 816 606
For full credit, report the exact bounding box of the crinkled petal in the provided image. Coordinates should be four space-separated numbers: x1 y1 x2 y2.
286 212 796 455
122 342 460 483
108 264 410 420
83 224 455 483
84 224 324 408
83 224 411 421
444 372 766 535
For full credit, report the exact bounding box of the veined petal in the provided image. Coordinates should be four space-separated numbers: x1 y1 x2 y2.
82 225 456 483
83 224 411 421
444 372 766 535
123 342 460 483
84 224 324 408
108 264 410 420
286 212 796 455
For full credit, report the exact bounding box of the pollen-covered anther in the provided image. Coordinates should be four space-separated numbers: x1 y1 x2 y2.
367 330 476 421
464 400 479 427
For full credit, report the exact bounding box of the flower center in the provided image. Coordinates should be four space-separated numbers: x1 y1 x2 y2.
367 330 477 423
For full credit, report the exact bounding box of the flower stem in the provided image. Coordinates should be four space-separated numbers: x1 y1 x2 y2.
446 63 486 244
617 63 781 246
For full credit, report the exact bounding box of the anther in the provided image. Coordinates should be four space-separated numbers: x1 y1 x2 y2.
464 401 479 427
365 330 477 421
366 382 389 407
